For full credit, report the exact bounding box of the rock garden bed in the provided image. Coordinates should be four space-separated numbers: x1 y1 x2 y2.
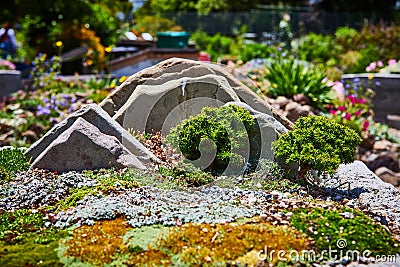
1 58 400 266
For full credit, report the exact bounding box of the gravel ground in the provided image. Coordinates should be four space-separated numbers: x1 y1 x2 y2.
1 160 400 266
0 170 96 211
53 186 276 228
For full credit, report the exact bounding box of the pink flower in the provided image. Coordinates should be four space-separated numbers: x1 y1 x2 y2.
330 109 337 115
362 121 370 131
366 66 371 72
337 106 346 111
347 95 357 105
327 104 333 109
0 59 16 70
344 113 352 120
369 62 377 70
377 61 384 67
388 59 397 66
355 109 362 116
358 99 366 104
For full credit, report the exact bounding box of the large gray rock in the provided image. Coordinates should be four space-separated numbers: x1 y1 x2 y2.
118 74 241 134
332 161 400 235
31 118 145 172
25 104 158 164
100 58 294 130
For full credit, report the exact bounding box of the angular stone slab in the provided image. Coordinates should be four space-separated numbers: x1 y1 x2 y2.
117 74 241 134
31 118 145 172
99 58 293 130
25 104 158 164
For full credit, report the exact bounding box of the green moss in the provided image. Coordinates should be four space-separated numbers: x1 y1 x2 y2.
159 162 214 187
123 225 168 252
0 209 68 266
290 207 400 258
0 209 44 241
0 230 67 267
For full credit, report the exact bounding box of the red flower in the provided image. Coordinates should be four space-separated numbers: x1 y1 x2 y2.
337 106 346 111
347 95 357 105
362 121 370 131
355 109 362 116
330 109 337 115
358 99 366 104
344 113 352 120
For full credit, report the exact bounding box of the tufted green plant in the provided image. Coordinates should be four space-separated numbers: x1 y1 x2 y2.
264 52 334 109
167 105 254 175
273 116 361 181
0 148 31 182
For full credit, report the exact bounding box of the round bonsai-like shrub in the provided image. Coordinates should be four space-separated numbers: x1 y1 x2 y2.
166 105 254 175
273 115 361 181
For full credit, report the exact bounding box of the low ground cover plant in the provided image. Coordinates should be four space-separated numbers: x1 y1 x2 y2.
290 207 400 258
0 147 30 182
273 116 361 181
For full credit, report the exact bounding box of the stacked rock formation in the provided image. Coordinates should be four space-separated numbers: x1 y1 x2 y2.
26 58 294 173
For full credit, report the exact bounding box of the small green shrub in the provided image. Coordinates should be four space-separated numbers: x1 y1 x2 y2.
295 33 340 64
159 162 214 187
238 43 275 62
167 105 254 175
264 53 334 108
131 15 181 36
273 116 361 181
0 147 30 182
191 31 236 61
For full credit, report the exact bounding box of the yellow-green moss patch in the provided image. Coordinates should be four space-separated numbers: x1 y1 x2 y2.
62 217 132 265
125 218 311 266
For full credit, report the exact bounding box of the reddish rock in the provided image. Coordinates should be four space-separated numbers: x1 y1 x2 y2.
21 130 38 143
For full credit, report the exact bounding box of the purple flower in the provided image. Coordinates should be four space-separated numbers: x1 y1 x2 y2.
36 105 51 116
43 98 49 104
59 100 68 108
68 107 75 113
62 94 71 99
375 81 381 86
71 96 77 104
